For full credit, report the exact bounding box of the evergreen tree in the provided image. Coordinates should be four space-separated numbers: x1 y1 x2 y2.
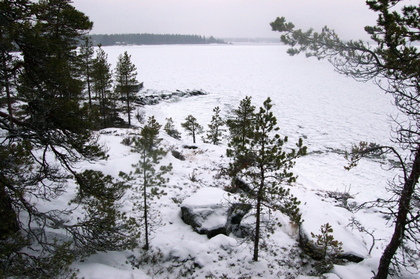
72 170 139 255
0 0 132 276
271 1 419 277
164 117 181 139
78 36 95 108
203 106 225 145
226 96 256 176
91 46 112 128
115 51 139 127
122 116 172 250
181 115 203 144
228 97 306 261
309 223 344 274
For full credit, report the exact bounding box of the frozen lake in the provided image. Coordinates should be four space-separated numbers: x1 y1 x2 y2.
103 43 400 200
103 44 398 154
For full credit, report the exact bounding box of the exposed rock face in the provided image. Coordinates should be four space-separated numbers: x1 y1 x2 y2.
226 203 252 238
180 187 251 239
134 89 208 106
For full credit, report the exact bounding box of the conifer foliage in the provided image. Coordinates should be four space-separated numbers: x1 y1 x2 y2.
181 115 203 144
226 96 256 176
203 106 225 145
91 46 113 127
227 97 307 261
164 117 181 139
0 0 135 276
79 36 95 108
115 51 139 127
309 223 344 274
122 116 172 251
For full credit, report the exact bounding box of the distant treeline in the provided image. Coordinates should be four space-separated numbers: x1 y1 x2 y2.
90 33 227 46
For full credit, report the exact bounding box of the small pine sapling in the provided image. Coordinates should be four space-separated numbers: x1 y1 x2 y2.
181 115 203 144
203 106 225 145
310 223 344 274
120 116 172 250
164 117 181 139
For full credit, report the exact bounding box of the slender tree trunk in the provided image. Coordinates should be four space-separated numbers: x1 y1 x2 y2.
143 154 149 250
87 69 92 109
253 191 262 261
5 76 13 128
100 90 106 128
124 75 131 127
192 128 196 144
253 165 265 262
126 90 130 127
375 147 420 279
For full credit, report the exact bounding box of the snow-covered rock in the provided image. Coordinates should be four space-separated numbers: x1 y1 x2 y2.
298 223 364 263
180 187 251 238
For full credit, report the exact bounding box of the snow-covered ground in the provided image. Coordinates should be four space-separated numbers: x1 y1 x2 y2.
73 44 419 278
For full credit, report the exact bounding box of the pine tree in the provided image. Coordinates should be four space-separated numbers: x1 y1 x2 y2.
164 117 181 139
78 36 95 108
115 51 139 127
228 97 307 261
0 0 132 276
122 116 172 250
181 115 203 144
91 46 112 128
309 223 344 274
72 170 139 255
226 96 256 176
203 106 225 145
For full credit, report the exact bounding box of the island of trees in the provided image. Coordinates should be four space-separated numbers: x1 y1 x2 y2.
90 33 226 46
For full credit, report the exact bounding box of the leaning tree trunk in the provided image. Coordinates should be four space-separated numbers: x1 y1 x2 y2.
375 147 420 279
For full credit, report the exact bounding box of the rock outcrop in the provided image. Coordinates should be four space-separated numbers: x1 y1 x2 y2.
180 187 251 238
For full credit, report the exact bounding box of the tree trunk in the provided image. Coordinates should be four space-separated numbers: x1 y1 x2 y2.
143 155 149 250
0 185 19 239
127 90 131 127
253 166 265 262
375 147 420 279
100 90 106 128
253 193 261 261
87 70 92 109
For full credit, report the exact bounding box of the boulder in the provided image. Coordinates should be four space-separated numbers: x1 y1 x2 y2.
181 203 251 238
180 187 251 238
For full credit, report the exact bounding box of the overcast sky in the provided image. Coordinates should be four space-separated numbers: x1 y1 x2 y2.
71 0 379 40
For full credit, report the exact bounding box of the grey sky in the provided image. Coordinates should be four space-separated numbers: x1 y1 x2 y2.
71 0 378 40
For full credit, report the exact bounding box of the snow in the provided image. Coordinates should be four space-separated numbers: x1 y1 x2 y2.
182 187 231 206
69 44 420 278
